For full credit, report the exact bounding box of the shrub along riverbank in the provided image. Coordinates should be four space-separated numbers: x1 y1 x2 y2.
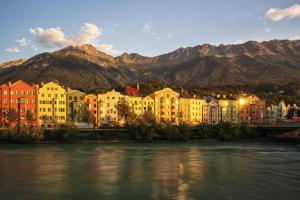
0 122 297 143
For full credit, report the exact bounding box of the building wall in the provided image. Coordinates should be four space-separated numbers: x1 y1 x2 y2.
202 101 219 124
238 95 265 125
37 82 67 127
153 88 179 124
142 96 155 114
67 89 85 121
0 80 38 127
219 100 238 124
98 89 124 126
85 94 98 126
190 99 205 125
125 96 143 117
179 98 190 124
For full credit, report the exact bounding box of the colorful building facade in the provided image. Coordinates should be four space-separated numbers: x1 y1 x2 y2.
85 94 98 126
238 94 266 125
153 88 179 124
98 89 124 126
202 98 219 124
218 99 238 124
0 80 38 127
37 82 67 127
67 89 85 121
125 86 143 117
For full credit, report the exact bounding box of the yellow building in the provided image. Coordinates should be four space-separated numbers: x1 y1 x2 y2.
153 88 179 124
190 97 205 125
218 99 238 123
126 96 143 117
85 94 98 126
67 89 85 121
142 95 155 114
179 93 205 125
37 82 67 127
98 89 124 126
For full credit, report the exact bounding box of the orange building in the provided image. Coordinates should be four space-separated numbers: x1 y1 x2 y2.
85 94 98 127
238 94 266 125
0 80 38 127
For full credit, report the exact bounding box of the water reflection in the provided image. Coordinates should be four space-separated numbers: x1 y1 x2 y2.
0 144 299 200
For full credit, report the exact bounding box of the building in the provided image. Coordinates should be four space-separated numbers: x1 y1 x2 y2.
178 89 204 125
67 89 85 121
85 94 98 127
218 97 238 124
153 88 179 124
37 82 67 127
0 80 38 127
125 86 143 117
266 104 279 125
142 95 155 114
202 98 219 124
98 89 124 126
238 94 266 125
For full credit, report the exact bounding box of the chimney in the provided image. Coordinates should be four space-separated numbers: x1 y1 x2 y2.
41 82 44 86
136 82 140 90
8 81 11 86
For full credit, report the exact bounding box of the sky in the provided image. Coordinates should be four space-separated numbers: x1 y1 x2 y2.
1 0 300 63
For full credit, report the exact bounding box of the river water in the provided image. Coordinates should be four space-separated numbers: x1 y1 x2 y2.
0 143 299 200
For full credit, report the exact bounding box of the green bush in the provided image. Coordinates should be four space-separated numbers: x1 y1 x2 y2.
0 126 44 143
44 124 79 142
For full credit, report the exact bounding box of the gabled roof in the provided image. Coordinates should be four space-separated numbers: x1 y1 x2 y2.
126 85 141 97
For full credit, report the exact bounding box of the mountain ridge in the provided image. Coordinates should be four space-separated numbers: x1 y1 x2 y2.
1 39 300 90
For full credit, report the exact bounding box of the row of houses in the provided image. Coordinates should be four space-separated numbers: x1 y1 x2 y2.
0 80 296 128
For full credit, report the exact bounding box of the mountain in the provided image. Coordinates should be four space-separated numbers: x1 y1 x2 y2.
1 40 300 90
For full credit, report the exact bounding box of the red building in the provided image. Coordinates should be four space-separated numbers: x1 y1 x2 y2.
0 80 38 127
238 94 266 125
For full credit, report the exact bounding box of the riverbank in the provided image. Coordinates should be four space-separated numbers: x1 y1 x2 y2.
0 123 299 144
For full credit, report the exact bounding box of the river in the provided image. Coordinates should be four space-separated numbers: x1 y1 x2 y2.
0 143 299 200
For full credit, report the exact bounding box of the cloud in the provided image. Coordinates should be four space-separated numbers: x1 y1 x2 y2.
30 27 67 48
69 23 102 45
5 47 21 53
29 23 120 56
265 4 300 21
142 22 154 33
289 35 300 40
16 38 31 46
97 44 122 56
233 39 244 44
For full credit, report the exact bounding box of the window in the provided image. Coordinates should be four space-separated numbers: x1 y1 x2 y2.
4 90 8 95
69 96 72 100
10 91 14 95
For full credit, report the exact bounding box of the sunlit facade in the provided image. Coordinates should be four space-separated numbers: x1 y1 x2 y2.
0 80 38 127
37 82 67 127
67 89 85 121
218 99 238 123
85 94 98 126
98 89 124 126
142 95 155 114
238 94 266 125
153 88 179 124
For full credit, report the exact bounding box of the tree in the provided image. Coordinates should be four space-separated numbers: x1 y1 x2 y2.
6 108 19 124
25 110 35 124
75 106 96 125
141 110 156 124
116 97 137 124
